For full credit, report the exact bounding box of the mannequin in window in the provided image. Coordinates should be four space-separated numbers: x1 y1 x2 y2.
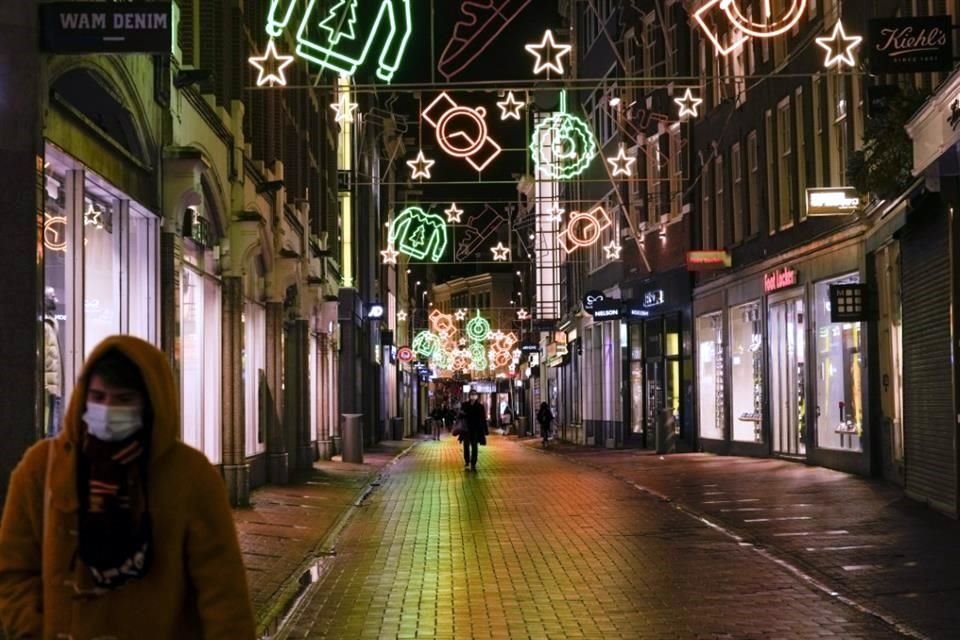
43 287 64 437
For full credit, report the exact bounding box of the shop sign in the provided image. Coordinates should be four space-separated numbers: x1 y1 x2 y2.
868 16 953 74
806 187 861 216
590 300 623 321
520 343 539 354
397 346 415 363
686 250 731 271
764 267 798 294
582 290 606 312
624 303 651 320
39 2 173 53
829 284 868 322
643 289 665 308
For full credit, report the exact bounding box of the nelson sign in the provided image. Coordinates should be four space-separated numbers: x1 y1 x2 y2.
869 16 953 74
40 2 172 53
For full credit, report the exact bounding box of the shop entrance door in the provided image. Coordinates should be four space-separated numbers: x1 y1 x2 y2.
769 297 806 456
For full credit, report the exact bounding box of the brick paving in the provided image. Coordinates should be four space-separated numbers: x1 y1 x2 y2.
274 436 904 639
236 439 417 636
522 439 960 640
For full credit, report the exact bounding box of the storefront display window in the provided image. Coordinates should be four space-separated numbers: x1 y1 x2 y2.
730 301 763 443
42 144 159 436
629 325 643 437
697 313 724 440
180 239 222 463
815 275 864 452
769 296 806 456
244 299 267 456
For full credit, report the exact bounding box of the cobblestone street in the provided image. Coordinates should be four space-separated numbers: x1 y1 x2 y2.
275 437 905 639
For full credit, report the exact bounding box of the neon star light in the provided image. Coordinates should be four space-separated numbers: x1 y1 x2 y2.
603 241 623 260
396 310 408 322
407 151 435 180
454 309 467 321
265 0 413 83
249 40 296 87
444 203 464 223
496 91 525 120
490 242 510 261
437 0 533 80
422 93 503 172
694 0 808 56
84 204 104 229
816 21 863 69
389 207 448 262
607 145 636 177
559 205 613 254
466 312 491 343
547 205 565 224
525 30 572 75
331 93 359 123
674 89 703 119
517 308 530 320
531 113 597 179
380 244 400 265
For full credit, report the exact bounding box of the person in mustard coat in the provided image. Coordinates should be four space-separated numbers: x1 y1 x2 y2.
0 335 256 639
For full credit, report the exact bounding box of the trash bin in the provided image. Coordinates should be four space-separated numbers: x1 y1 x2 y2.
391 416 404 441
517 416 528 437
655 409 676 455
341 413 364 463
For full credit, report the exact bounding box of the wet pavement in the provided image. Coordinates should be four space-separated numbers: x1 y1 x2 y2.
272 436 908 639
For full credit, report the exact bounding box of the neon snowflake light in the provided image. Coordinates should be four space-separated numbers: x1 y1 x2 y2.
388 207 448 262
249 40 295 87
265 0 413 83
531 113 597 180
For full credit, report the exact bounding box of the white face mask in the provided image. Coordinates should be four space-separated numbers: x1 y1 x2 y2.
82 403 144 442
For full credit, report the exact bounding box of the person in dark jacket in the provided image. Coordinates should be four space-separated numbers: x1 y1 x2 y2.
537 402 554 447
459 393 488 471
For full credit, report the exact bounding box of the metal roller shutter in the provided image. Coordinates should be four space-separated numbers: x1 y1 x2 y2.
901 203 956 515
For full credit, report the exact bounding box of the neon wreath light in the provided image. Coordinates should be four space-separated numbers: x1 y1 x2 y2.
466 311 491 343
531 113 597 180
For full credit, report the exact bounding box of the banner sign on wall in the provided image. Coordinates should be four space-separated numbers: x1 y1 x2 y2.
40 2 172 54
868 16 953 73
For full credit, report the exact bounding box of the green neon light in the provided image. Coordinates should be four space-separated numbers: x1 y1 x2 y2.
530 113 597 180
432 349 454 371
412 330 440 358
465 312 491 343
469 343 488 371
266 0 413 82
389 207 448 262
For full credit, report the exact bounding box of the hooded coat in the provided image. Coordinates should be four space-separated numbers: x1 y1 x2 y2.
0 336 256 639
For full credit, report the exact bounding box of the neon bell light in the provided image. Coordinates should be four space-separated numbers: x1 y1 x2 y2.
265 0 413 82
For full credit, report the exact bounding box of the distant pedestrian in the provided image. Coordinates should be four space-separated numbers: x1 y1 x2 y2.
537 402 554 447
430 405 446 441
0 335 256 639
459 393 488 471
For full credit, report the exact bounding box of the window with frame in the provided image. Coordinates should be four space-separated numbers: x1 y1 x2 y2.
812 75 824 188
643 19 655 78
796 87 808 221
731 142 744 244
646 134 663 224
701 154 713 249
765 110 776 234
777 97 794 229
669 125 683 218
747 131 760 237
829 70 849 186
715 153 726 249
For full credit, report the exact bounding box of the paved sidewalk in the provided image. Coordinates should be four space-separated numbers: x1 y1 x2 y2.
235 439 419 636
276 436 904 639
522 438 960 639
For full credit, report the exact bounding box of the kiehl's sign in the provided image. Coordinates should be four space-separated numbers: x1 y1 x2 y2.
40 2 172 53
869 16 953 73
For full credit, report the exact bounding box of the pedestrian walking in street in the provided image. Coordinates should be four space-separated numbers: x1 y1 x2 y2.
459 393 488 471
430 404 446 441
537 402 554 447
0 335 256 639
